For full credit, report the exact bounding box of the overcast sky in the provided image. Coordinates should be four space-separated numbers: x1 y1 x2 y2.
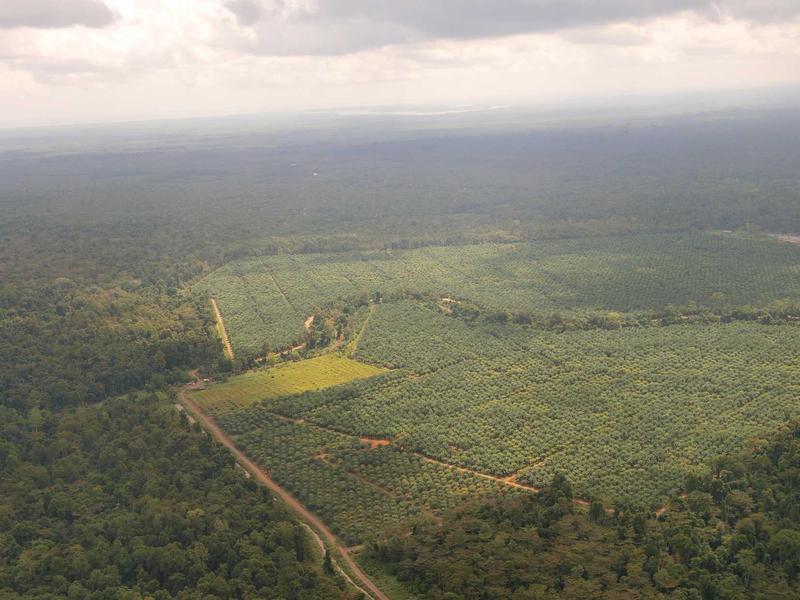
1 0 799 127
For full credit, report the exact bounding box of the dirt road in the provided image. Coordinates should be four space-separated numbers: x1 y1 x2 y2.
346 303 376 357
210 299 235 360
178 389 389 600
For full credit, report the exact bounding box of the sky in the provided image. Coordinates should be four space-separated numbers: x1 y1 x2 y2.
1 0 799 127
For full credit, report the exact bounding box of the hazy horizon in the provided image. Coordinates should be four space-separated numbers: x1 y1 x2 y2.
1 83 798 139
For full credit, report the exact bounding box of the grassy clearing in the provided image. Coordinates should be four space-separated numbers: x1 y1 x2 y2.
191 353 387 416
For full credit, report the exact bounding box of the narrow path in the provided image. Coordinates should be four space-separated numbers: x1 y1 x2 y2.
413 452 541 494
259 257 302 318
260 409 618 514
262 409 545 494
178 389 389 600
299 522 376 600
210 298 235 360
262 342 306 361
347 303 376 357
774 233 800 245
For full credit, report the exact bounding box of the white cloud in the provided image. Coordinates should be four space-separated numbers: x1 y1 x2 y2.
0 0 798 127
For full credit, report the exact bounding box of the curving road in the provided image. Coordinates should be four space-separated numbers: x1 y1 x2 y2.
178 388 389 600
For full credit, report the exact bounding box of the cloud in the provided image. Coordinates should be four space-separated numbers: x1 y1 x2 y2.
0 0 115 29
565 23 652 47
227 0 702 56
1 0 799 127
715 0 800 21
309 1 699 39
225 0 262 26
225 0 800 56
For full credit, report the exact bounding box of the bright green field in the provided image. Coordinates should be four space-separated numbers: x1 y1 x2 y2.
191 354 387 416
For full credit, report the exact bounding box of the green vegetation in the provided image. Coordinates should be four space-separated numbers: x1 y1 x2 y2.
0 280 220 412
0 393 349 600
201 232 800 358
194 223 800 592
215 407 514 545
193 260 304 355
265 232 800 314
195 226 800 556
211 299 800 506
349 301 800 504
191 353 387 416
367 421 800 599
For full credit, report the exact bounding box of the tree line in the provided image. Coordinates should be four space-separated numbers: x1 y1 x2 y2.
368 421 800 598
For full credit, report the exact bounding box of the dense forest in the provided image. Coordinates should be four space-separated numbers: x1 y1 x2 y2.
0 284 219 411
3 110 800 265
0 393 351 599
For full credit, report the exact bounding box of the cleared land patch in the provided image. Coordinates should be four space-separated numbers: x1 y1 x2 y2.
191 354 387 416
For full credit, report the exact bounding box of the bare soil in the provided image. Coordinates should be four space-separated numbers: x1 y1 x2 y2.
360 437 392 449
